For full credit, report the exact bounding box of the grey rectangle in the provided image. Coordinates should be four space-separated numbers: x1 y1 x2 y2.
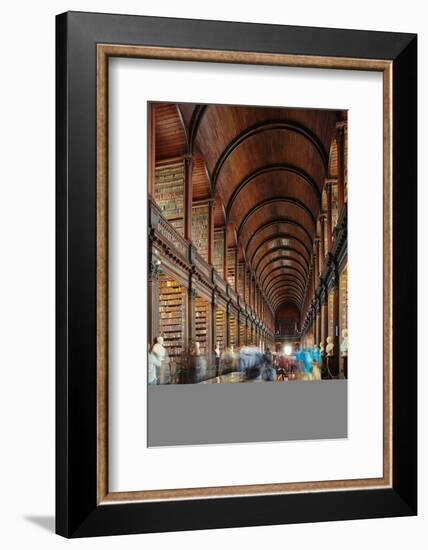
148 380 347 447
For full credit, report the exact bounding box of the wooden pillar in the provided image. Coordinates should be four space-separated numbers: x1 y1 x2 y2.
223 226 228 281
326 181 333 251
312 255 317 295
252 277 256 311
187 279 196 348
243 263 247 301
148 253 160 348
248 277 251 310
315 238 321 278
148 103 156 198
184 157 193 241
226 303 230 348
234 247 239 293
321 291 328 348
336 122 346 213
211 294 217 354
319 215 326 261
255 287 259 316
208 201 215 265
333 266 340 377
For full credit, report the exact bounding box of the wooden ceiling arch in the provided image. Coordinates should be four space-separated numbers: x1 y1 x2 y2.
265 272 306 297
270 289 303 309
259 257 307 287
236 197 317 241
168 102 341 315
268 282 303 304
260 264 307 293
254 246 310 274
272 288 302 304
210 119 329 191
245 218 314 257
272 292 302 309
225 163 321 221
250 233 312 267
266 279 304 304
188 104 207 155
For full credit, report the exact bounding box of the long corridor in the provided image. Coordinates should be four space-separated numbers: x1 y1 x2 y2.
148 101 348 384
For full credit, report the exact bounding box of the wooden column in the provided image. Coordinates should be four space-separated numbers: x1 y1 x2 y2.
148 103 156 198
234 247 239 293
255 287 259 316
248 270 251 307
319 214 326 261
321 286 328 348
148 254 160 348
252 277 256 311
333 265 340 377
184 157 193 241
187 281 196 348
211 294 217 354
223 226 228 281
336 122 346 213
226 303 230 348
315 238 321 278
208 201 215 265
326 181 333 251
312 254 317 294
316 298 322 347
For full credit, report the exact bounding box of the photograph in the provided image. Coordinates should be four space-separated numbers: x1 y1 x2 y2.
147 101 348 385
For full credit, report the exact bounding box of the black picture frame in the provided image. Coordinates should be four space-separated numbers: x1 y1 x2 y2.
56 11 417 538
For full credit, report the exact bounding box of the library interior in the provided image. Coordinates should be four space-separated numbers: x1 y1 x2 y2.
148 102 348 384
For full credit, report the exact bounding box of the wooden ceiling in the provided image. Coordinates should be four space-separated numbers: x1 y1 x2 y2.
154 101 345 315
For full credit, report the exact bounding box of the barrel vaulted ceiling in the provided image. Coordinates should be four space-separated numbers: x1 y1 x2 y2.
154 101 344 315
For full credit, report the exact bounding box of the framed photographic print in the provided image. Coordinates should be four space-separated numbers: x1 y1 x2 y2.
56 11 417 537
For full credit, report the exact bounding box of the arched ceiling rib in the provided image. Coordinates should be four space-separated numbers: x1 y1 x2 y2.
271 289 302 306
225 163 321 221
265 273 306 298
174 102 340 313
254 246 310 275
261 264 306 291
251 232 311 259
272 292 302 309
268 284 303 305
237 199 316 241
245 219 313 258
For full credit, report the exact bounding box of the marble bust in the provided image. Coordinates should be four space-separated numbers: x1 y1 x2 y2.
152 336 167 361
326 336 334 356
340 329 348 357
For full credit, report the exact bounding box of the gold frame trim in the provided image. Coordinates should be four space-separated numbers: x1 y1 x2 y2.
96 44 393 505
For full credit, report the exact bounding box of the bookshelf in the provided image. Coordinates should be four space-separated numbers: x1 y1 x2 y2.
213 230 224 276
195 296 209 354
159 274 185 372
237 262 244 298
215 308 226 352
227 248 236 289
245 269 250 304
229 315 237 349
339 265 348 332
154 162 185 236
328 290 334 338
239 321 246 346
331 182 339 231
192 205 209 261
